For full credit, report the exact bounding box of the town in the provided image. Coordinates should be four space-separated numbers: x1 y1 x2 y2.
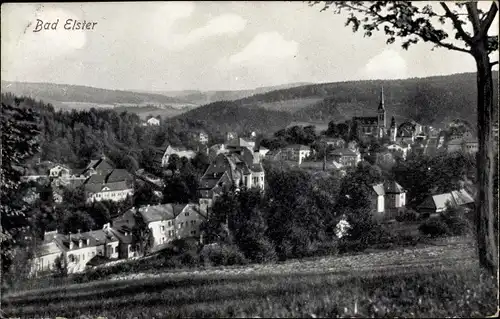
2 1 498 318
6 87 496 278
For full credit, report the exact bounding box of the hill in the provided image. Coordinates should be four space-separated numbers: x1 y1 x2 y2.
0 81 196 113
172 101 293 136
235 72 499 127
152 82 313 105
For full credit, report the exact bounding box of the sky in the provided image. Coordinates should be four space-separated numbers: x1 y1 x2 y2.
1 1 499 92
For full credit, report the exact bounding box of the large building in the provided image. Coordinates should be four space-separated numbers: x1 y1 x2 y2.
156 145 197 168
198 143 265 208
352 87 387 138
30 225 120 276
113 203 208 251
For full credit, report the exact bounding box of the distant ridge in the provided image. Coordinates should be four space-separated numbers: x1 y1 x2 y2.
0 81 194 109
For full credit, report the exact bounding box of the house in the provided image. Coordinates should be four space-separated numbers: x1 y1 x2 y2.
386 142 411 160
264 149 282 161
447 136 479 154
146 117 160 126
157 145 197 168
85 181 134 203
281 144 311 164
108 221 137 259
323 137 346 148
78 157 134 203
199 145 265 208
188 130 209 145
226 137 256 152
117 203 208 250
417 189 475 216
30 226 120 276
371 180 407 221
396 121 418 144
225 132 238 142
30 230 65 276
330 148 361 168
49 165 70 178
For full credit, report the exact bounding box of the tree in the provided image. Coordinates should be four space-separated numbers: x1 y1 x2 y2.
310 0 499 275
1 102 40 276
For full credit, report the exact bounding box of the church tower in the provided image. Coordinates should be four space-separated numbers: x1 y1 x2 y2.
389 116 397 142
377 87 386 138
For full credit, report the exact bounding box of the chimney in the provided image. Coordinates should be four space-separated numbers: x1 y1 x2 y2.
69 233 74 250
78 239 83 248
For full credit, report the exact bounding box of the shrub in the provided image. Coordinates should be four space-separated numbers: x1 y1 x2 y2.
395 209 419 222
200 243 248 267
419 218 449 237
441 208 472 236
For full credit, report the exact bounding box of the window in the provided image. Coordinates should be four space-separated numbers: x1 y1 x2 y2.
92 251 96 257
115 246 118 254
191 231 196 235
191 220 195 225
83 255 85 261
161 226 165 231
185 212 189 217
167 221 172 226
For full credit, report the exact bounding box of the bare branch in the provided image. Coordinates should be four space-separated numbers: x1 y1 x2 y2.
440 2 472 43
481 2 499 37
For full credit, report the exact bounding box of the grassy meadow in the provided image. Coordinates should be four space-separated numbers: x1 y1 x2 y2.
2 237 497 318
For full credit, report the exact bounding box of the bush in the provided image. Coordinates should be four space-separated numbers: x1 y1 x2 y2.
419 219 449 237
200 243 248 267
441 208 472 236
395 209 419 222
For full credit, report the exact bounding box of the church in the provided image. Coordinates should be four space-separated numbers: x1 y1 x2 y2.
352 87 387 139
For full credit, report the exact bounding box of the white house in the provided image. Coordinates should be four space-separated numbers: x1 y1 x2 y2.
49 165 70 178
121 203 208 249
386 142 411 160
372 180 406 221
159 145 197 167
85 181 134 203
146 117 160 126
281 144 311 164
30 226 120 276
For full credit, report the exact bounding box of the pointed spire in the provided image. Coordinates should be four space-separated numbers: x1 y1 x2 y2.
378 86 385 110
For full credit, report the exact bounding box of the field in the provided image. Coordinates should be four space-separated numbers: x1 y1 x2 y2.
2 237 497 318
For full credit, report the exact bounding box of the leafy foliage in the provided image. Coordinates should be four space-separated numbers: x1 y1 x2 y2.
1 101 40 276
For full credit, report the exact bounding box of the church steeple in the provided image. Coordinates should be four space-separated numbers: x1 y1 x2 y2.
378 86 385 111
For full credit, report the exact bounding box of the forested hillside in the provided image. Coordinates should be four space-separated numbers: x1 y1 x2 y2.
172 101 293 137
0 93 207 172
236 72 499 126
1 81 190 108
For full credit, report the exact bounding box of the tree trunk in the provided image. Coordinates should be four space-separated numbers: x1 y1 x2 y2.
472 46 498 276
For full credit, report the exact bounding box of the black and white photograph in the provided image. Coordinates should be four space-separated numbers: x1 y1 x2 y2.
1 1 499 318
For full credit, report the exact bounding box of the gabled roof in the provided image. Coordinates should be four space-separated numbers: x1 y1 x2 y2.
226 137 254 149
107 169 133 183
372 180 405 196
85 181 131 194
417 189 474 211
138 204 176 223
384 180 405 193
57 229 118 250
372 183 385 196
35 242 64 257
330 148 359 156
86 174 106 185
